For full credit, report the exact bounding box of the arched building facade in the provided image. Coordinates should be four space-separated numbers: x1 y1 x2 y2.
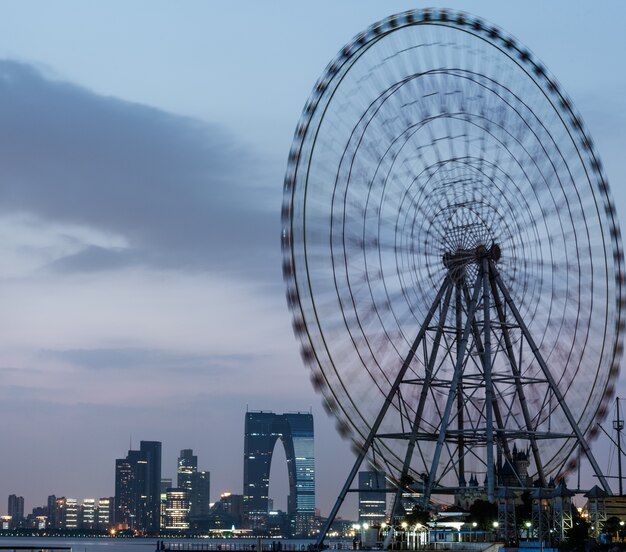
243 411 315 536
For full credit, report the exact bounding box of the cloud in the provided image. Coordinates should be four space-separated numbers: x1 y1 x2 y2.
39 346 253 374
0 60 280 279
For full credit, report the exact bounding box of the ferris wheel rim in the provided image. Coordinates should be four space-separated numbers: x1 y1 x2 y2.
282 7 625 483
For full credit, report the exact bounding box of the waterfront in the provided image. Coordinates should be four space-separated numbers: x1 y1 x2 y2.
0 538 355 552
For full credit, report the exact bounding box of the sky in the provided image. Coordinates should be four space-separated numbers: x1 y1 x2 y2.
0 0 625 520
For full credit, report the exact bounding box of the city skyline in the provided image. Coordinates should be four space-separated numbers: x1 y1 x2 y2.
4 413 312 521
0 1 625 522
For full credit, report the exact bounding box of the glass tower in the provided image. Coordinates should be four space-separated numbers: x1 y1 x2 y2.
243 411 315 536
358 470 387 526
114 441 161 534
177 449 197 492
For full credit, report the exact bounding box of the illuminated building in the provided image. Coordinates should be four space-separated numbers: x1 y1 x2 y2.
243 411 315 536
114 440 162 533
54 497 78 530
164 488 190 530
358 471 387 526
114 457 134 528
177 450 210 520
34 516 47 530
178 449 197 492
7 495 24 529
0 516 10 530
66 498 78 529
97 498 112 531
81 499 96 530
205 492 244 528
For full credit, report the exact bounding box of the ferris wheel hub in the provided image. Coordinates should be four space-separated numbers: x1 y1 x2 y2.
442 243 501 272
283 9 624 530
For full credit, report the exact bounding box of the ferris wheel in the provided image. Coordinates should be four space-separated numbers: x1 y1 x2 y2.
282 7 624 540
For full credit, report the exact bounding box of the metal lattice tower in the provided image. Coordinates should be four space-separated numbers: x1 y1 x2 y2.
585 486 608 540
552 481 574 543
497 487 517 543
531 488 552 545
282 8 625 548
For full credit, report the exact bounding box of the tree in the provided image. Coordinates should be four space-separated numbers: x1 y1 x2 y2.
561 508 590 552
515 490 532 526
404 505 431 527
468 500 498 531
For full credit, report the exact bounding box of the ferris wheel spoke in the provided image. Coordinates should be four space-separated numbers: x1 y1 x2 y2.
493 267 612 490
287 11 623 539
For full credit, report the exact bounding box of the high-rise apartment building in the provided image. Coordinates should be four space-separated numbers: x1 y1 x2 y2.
7 495 24 529
53 497 78 530
97 498 112 531
176 449 210 521
358 470 387 526
177 449 197 492
243 411 315 536
114 441 162 534
114 458 134 528
81 499 97 530
190 471 210 518
47 495 57 529
164 488 190 530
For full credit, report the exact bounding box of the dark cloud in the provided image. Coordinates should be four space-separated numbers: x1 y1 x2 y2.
39 346 254 373
0 60 280 278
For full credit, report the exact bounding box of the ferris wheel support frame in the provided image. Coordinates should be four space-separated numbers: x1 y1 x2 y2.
315 250 611 549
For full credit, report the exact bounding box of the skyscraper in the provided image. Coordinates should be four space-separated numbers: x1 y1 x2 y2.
358 470 387 526
164 488 190 530
243 411 315 536
140 441 162 534
177 449 197 492
177 449 210 520
7 495 24 529
114 458 133 528
114 441 162 534
190 471 210 518
47 495 57 529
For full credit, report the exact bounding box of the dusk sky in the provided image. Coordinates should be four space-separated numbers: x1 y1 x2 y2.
0 1 626 520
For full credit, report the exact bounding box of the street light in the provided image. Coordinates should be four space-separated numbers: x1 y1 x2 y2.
525 521 532 541
352 524 361 550
401 522 408 550
378 522 387 547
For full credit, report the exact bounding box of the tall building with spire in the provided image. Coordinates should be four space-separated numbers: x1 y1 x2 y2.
114 440 162 533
